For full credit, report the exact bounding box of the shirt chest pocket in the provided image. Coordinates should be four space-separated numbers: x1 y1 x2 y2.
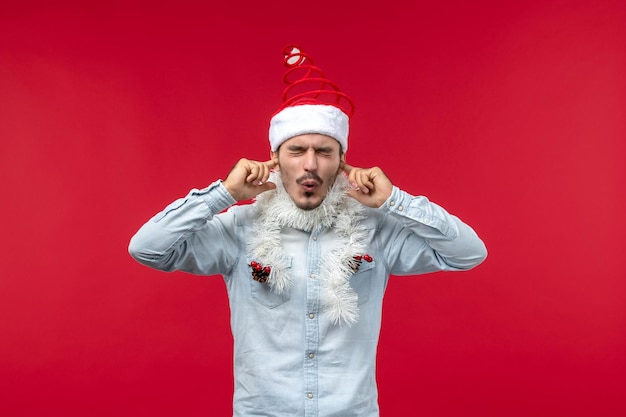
349 259 376 305
246 255 293 309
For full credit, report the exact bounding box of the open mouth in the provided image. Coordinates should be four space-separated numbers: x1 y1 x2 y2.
296 173 324 196
300 180 319 192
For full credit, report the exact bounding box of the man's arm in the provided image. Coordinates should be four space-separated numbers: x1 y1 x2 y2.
127 180 239 275
128 158 278 275
341 162 487 274
378 186 487 273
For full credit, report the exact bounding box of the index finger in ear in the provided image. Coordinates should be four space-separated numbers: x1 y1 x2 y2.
264 159 278 169
341 161 353 173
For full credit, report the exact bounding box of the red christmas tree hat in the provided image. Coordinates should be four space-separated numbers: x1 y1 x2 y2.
269 45 355 152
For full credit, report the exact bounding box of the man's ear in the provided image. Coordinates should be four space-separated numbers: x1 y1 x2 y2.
271 151 280 171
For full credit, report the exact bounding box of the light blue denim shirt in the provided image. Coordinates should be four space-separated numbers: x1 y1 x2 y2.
129 180 487 417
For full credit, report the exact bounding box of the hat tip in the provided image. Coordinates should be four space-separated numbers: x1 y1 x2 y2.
283 45 306 67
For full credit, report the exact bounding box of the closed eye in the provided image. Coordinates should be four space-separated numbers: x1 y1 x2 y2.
285 145 337 157
286 146 306 156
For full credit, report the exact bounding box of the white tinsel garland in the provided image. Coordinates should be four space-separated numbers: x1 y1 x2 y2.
248 172 368 326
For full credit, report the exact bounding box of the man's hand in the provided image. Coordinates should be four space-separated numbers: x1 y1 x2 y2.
223 158 278 201
341 162 393 208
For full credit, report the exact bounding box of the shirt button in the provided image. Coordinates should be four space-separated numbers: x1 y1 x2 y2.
307 393 313 399
309 313 315 319
389 201 395 206
398 205 404 211
312 236 317 241
310 273 316 279
308 353 315 359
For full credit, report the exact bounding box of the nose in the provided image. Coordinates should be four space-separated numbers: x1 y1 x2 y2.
303 149 318 171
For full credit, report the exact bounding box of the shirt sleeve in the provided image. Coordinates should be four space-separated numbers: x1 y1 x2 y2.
128 180 240 276
377 186 487 275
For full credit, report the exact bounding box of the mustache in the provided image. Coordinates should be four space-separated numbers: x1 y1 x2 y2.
296 172 323 185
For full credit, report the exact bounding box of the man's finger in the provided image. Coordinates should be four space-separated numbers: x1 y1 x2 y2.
264 159 278 169
341 162 353 173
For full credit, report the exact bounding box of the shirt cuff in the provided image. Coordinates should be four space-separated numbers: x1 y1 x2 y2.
192 180 237 214
380 186 455 239
380 186 408 212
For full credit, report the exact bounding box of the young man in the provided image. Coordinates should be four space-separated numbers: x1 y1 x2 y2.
128 46 487 417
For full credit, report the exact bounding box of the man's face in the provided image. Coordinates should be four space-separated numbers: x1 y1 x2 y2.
272 134 344 210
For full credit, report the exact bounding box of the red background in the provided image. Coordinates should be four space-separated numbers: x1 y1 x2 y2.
1 1 625 416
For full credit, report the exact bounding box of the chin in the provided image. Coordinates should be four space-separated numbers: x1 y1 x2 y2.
295 200 323 211
284 187 328 211
294 194 324 210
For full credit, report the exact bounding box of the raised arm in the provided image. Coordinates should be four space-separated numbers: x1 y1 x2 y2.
341 162 487 274
128 158 278 275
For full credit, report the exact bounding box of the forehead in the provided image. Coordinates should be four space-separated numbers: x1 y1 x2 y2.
281 134 341 151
